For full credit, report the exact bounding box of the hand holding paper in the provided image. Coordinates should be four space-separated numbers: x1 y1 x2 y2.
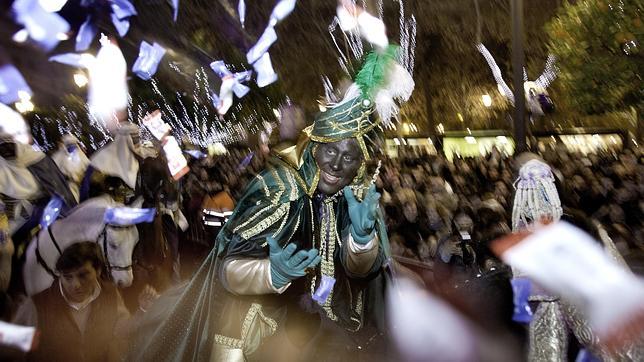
491 222 644 349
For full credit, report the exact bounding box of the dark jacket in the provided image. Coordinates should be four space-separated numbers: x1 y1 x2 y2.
29 282 125 362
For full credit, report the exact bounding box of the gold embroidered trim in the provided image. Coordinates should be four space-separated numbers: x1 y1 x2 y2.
310 200 338 321
213 303 278 351
256 174 270 197
239 203 290 240
272 203 291 238
356 134 370 161
285 169 298 201
214 334 243 349
269 167 286 205
233 204 276 235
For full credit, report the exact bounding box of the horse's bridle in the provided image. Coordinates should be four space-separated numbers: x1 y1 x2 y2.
36 224 133 278
97 225 134 275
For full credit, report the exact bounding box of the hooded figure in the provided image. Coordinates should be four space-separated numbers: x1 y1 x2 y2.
81 123 142 203
0 133 76 234
51 134 90 202
130 45 414 361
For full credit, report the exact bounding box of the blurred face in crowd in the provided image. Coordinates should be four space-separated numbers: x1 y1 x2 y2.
402 195 418 222
60 262 100 303
314 139 363 196
488 168 500 181
454 214 473 235
571 175 585 191
401 174 415 189
600 177 614 193
608 204 625 224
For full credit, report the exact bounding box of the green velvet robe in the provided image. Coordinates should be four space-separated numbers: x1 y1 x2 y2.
129 143 391 362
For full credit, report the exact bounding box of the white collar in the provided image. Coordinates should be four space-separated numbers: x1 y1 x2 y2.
59 279 102 311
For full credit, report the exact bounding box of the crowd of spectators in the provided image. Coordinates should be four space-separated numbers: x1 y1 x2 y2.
182 144 644 278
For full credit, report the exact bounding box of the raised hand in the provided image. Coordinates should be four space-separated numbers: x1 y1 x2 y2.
268 236 320 289
344 185 381 244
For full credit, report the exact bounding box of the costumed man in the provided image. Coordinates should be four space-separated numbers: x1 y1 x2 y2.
510 157 643 361
80 123 142 203
0 132 77 236
51 134 90 203
130 45 414 361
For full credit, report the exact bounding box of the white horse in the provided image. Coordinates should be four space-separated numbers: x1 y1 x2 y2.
23 195 140 296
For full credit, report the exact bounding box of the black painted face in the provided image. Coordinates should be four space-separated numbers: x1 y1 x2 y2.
314 138 363 196
0 141 16 160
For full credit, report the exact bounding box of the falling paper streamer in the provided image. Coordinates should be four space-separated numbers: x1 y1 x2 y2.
0 65 32 105
0 321 36 353
132 41 166 80
209 61 253 114
38 0 68 13
141 110 171 140
246 26 277 65
40 195 64 228
0 103 32 144
336 4 388 50
49 53 94 68
232 71 252 97
104 207 156 225
109 0 137 37
141 111 190 179
477 43 557 116
88 35 128 130
12 0 70 52
170 0 179 22
269 0 296 25
163 136 189 180
254 53 278 88
238 0 245 28
76 15 98 51
184 149 206 159
76 0 137 51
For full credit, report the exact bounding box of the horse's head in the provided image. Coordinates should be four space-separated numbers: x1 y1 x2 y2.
101 204 155 287
102 224 139 288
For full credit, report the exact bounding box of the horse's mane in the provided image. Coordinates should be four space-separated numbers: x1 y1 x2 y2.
52 195 123 241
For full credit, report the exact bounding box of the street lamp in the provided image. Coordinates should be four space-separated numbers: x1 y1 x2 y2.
482 94 492 107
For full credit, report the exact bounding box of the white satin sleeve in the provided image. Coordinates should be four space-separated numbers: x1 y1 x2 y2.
222 258 290 295
345 233 379 275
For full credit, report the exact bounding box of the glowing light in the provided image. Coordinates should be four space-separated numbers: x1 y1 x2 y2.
427 138 433 145
394 138 400 146
437 123 444 134
15 99 34 113
74 72 88 87
465 136 476 144
496 136 508 144
482 94 492 107
466 128 472 135
12 29 29 43
272 108 280 119
56 33 69 41
457 113 464 122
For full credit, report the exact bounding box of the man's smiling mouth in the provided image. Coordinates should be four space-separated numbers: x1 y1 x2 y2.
321 170 341 184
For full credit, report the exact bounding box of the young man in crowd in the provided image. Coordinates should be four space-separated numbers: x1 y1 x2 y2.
13 242 130 362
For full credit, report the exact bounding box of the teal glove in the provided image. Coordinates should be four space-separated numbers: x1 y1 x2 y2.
268 236 321 289
344 185 381 244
